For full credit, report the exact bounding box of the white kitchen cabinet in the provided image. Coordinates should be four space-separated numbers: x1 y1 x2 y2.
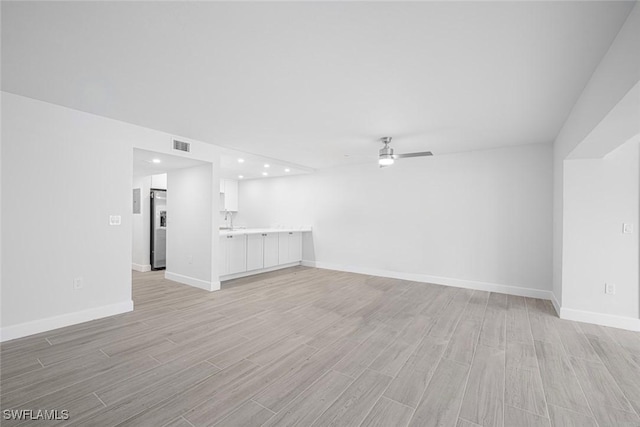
247 232 280 271
289 232 302 262
278 232 289 265
263 233 280 268
151 173 167 190
220 230 308 280
228 234 246 274
220 234 247 275
279 231 302 264
219 236 229 275
246 234 264 271
219 179 239 212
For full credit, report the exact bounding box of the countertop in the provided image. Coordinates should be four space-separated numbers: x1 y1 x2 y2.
219 227 312 236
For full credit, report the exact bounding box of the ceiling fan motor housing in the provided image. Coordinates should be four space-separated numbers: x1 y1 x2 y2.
379 144 394 158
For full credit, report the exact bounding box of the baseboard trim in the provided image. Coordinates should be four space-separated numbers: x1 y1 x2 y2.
0 300 134 343
301 260 553 300
131 263 151 272
550 292 561 317
560 307 640 332
220 262 302 282
165 271 214 291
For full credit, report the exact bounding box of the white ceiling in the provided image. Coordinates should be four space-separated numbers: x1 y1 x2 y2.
134 146 311 181
133 148 208 178
219 147 313 181
1 1 635 169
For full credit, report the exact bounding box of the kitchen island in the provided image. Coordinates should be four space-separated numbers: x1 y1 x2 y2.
219 228 311 281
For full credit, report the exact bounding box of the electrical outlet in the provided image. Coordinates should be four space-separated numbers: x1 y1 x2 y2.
109 215 121 226
73 277 84 290
605 283 615 295
623 223 633 234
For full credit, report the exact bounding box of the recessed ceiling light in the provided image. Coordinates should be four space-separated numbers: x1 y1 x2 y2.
152 159 161 164
285 168 290 172
264 164 270 168
238 175 244 179
262 172 268 176
238 158 245 163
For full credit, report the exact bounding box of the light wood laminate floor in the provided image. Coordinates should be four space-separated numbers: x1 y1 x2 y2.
2 267 640 426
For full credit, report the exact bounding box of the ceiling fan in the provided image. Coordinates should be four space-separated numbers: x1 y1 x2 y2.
378 136 433 167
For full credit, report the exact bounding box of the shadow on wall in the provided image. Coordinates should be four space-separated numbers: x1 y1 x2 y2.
302 233 316 265
562 136 640 327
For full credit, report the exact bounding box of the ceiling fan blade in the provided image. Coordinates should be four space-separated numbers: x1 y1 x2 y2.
392 151 433 159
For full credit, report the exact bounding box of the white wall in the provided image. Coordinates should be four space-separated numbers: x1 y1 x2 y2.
1 93 220 341
2 93 133 338
237 143 553 297
602 140 639 318
166 165 215 290
553 4 640 306
562 159 605 313
562 139 639 327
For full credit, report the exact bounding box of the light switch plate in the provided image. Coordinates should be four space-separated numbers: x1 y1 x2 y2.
109 215 122 226
605 283 615 295
623 223 633 234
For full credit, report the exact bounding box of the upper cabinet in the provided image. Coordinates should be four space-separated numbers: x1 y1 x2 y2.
151 173 167 190
220 179 239 212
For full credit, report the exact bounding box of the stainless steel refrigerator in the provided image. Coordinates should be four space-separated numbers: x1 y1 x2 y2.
150 189 167 270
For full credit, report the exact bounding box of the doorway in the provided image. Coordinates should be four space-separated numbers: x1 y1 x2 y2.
131 148 208 274
150 189 167 270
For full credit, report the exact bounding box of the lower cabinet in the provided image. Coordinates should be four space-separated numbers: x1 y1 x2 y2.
246 234 265 271
279 232 302 264
290 232 302 262
220 231 304 278
247 233 281 271
220 234 247 275
263 233 280 268
219 236 229 275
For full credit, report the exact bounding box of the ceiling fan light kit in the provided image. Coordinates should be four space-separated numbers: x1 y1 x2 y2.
378 156 395 166
378 136 433 167
378 137 395 166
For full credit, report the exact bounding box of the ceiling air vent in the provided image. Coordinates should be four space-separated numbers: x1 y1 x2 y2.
173 139 190 152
